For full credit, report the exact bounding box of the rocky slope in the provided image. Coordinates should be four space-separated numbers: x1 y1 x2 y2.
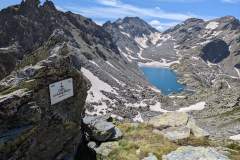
103 17 162 62
0 0 167 120
160 17 240 139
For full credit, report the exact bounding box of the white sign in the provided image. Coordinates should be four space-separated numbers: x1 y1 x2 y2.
49 78 74 105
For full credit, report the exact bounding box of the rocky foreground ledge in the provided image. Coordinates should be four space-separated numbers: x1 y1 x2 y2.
87 112 240 160
0 49 88 159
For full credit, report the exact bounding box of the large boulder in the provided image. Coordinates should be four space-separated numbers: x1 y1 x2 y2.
187 118 210 138
149 112 209 141
162 146 230 160
200 39 230 63
160 126 191 141
147 112 189 129
83 116 122 142
0 53 88 160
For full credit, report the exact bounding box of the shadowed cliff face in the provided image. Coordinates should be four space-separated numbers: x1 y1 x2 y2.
235 63 240 69
200 39 230 63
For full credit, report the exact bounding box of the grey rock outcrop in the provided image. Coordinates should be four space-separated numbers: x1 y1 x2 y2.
0 50 88 159
187 118 210 138
95 141 119 159
162 146 230 160
160 126 191 141
148 112 209 141
148 112 189 129
83 116 122 142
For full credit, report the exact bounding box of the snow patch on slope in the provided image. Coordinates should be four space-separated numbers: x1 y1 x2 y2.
106 61 119 71
135 34 149 48
120 31 130 38
178 102 206 112
89 60 100 67
230 134 240 141
150 102 168 112
139 59 180 68
118 47 133 62
149 32 162 45
234 67 240 79
135 33 168 49
81 67 117 103
133 112 144 122
206 22 219 30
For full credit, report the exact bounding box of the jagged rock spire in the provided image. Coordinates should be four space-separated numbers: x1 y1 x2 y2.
21 0 41 7
43 0 56 11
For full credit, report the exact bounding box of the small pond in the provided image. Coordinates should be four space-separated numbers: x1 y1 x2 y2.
141 67 185 95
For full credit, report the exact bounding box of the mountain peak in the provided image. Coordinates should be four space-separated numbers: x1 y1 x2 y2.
122 17 143 22
183 18 204 25
219 15 238 20
21 0 40 8
115 17 159 35
214 16 240 30
43 0 56 10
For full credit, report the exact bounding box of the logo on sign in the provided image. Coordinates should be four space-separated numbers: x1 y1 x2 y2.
53 82 71 98
49 78 74 105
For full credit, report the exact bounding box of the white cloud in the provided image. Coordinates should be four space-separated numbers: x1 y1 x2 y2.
96 0 119 6
94 21 105 26
56 5 66 12
222 0 240 3
64 0 206 22
149 20 179 31
157 0 204 2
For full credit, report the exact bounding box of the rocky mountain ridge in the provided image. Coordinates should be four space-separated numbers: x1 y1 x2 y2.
0 0 119 79
103 17 162 62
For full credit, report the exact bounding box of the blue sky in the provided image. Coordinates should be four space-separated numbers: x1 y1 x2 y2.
1 0 240 30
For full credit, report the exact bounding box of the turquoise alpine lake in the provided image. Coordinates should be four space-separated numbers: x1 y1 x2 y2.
141 67 185 95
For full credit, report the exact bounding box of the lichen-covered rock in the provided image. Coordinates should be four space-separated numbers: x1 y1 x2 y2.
0 53 88 160
95 141 119 159
148 112 209 141
160 126 191 141
147 112 189 129
187 118 210 138
162 146 230 160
